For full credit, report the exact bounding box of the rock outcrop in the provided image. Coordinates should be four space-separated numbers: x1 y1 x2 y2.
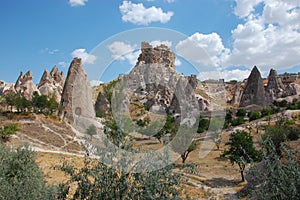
38 66 65 103
14 70 40 99
59 58 95 125
239 66 266 107
0 81 16 96
265 69 285 102
105 42 216 126
94 91 110 115
137 42 176 70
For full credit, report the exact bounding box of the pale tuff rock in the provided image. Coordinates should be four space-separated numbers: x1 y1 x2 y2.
38 66 65 103
137 42 176 70
265 68 285 101
95 91 110 115
108 42 210 125
59 58 95 125
14 70 40 99
240 66 266 107
0 81 16 96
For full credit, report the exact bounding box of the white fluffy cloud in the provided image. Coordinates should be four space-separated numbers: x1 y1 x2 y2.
71 49 96 64
227 0 300 71
107 41 140 66
69 0 88 7
119 1 174 25
58 61 67 68
90 80 103 87
150 40 172 48
233 0 263 18
198 69 251 81
176 32 230 67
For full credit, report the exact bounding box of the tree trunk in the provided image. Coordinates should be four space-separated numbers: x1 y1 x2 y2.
238 163 245 182
240 170 245 182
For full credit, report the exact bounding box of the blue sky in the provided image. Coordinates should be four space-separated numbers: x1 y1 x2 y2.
0 0 300 84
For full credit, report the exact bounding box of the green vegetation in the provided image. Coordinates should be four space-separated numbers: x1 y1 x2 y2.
231 116 245 126
104 119 128 147
57 155 184 200
248 111 261 121
86 124 97 141
236 108 247 117
222 131 262 182
246 139 300 200
0 144 56 200
197 117 209 133
103 79 118 104
0 124 18 143
1 91 59 115
180 140 197 163
263 118 300 156
153 115 179 143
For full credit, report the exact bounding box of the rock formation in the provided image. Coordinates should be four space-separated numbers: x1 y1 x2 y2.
94 91 110 115
59 58 95 126
38 66 65 103
103 42 216 127
239 66 266 107
14 70 40 99
265 69 285 101
0 81 16 96
137 42 176 70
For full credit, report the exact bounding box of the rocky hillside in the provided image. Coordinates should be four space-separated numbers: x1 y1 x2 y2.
228 66 300 109
1 42 300 118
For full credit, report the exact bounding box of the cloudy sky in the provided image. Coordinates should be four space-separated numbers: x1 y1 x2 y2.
0 0 299 83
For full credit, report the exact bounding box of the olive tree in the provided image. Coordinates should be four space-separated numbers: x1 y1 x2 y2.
222 131 262 182
0 145 57 200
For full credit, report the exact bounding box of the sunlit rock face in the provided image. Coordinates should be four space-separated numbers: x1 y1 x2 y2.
15 70 40 99
59 58 95 125
38 66 65 103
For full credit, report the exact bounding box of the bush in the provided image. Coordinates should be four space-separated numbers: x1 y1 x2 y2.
236 108 247 117
0 145 56 200
248 111 261 121
231 117 245 126
0 124 18 143
197 117 210 133
247 140 300 200
57 155 184 199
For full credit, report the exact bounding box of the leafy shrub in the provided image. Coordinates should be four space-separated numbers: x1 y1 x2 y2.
247 140 300 200
0 145 56 200
248 111 261 121
231 117 245 126
236 108 247 117
197 117 210 133
0 124 18 143
57 155 184 199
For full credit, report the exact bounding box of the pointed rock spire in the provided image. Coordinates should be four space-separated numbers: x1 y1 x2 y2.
265 68 285 101
239 66 266 107
59 58 95 125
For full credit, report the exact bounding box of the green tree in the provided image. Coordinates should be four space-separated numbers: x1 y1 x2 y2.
15 96 31 112
0 124 18 143
104 119 127 147
3 91 18 111
47 95 59 114
247 139 300 200
86 124 97 141
197 117 210 133
236 108 246 117
248 111 261 121
231 116 245 126
57 154 184 199
264 119 300 156
180 140 197 163
222 131 262 182
0 144 57 200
